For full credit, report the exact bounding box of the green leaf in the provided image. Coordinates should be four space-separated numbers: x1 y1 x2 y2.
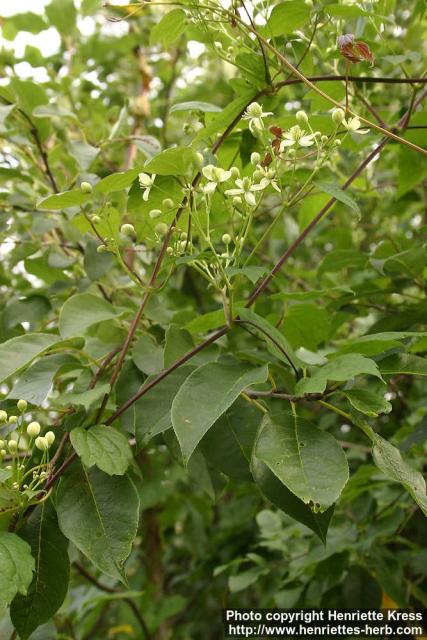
296 354 383 395
318 249 367 275
314 181 360 216
185 308 226 334
59 293 118 338
254 411 349 511
135 366 195 446
172 362 268 463
343 389 392 417
251 458 334 543
94 169 140 194
281 303 330 351
37 190 91 210
225 266 269 284
132 334 163 375
379 353 427 376
170 101 222 114
236 308 299 371
0 333 62 384
45 0 76 34
10 502 70 640
70 426 133 476
55 383 111 411
0 532 34 607
264 1 310 36
55 464 139 583
372 434 427 517
144 146 195 175
164 324 194 368
150 9 187 46
8 354 78 405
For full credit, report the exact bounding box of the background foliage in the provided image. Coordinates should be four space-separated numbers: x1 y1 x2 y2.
0 0 426 638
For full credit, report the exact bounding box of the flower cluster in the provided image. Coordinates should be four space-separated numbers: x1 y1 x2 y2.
0 400 56 511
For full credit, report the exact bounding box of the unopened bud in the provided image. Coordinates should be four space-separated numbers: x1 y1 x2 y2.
35 436 49 451
9 416 18 424
91 215 101 224
162 198 174 209
45 431 55 446
166 246 174 256
149 209 162 219
193 152 204 168
250 152 261 165
0 411 7 423
8 440 18 453
27 422 41 437
97 244 108 253
232 196 242 205
120 223 135 237
17 400 27 413
332 108 345 125
230 167 240 179
222 233 231 244
246 102 263 118
296 110 308 124
155 222 168 236
80 181 93 194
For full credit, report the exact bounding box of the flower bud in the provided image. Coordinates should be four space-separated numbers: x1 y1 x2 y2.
166 246 174 256
230 167 240 179
17 399 27 413
45 431 55 446
332 108 345 124
253 170 263 181
91 215 101 224
155 222 168 236
97 244 108 253
120 223 135 237
0 449 6 457
250 152 261 165
321 135 329 144
222 233 231 244
8 440 18 453
296 110 308 124
80 181 93 194
246 102 263 118
149 209 162 219
0 410 7 423
193 152 204 168
0 440 4 448
232 196 242 205
180 232 187 240
27 421 41 437
35 436 49 451
9 415 18 424
162 198 174 209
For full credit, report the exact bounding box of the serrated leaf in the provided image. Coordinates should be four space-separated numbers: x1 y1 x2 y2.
55 463 139 583
0 532 34 607
171 362 268 463
10 502 70 640
0 333 62 384
254 411 349 511
37 190 90 210
70 425 132 476
59 293 118 338
372 434 427 517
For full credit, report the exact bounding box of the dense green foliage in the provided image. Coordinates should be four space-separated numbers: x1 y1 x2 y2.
0 0 426 637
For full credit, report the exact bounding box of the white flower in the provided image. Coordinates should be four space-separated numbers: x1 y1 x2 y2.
279 125 317 150
138 172 156 201
225 177 265 206
254 165 281 193
202 164 232 194
242 102 273 137
343 117 369 134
